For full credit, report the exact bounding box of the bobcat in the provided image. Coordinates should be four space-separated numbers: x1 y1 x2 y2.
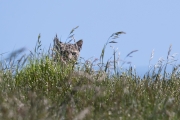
53 35 83 63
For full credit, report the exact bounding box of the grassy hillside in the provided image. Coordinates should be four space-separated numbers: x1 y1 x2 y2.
0 32 180 120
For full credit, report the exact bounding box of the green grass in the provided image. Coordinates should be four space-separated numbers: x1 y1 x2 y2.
1 32 180 120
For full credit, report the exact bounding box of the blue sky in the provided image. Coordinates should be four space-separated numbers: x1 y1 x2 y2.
1 1 180 71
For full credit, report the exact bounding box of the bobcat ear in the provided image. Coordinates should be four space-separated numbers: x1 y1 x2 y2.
76 39 83 51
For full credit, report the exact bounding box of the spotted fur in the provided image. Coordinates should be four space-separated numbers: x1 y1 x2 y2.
53 35 83 63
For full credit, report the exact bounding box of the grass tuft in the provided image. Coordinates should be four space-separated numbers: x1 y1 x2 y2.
0 29 180 119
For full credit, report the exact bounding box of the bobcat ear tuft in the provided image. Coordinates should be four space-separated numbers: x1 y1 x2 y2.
76 40 83 51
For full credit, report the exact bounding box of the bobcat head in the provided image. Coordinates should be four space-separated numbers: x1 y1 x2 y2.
53 35 83 63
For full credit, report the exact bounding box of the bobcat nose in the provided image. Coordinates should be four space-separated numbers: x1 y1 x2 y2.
68 54 73 59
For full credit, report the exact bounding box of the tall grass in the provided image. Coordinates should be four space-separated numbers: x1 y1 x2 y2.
0 28 180 119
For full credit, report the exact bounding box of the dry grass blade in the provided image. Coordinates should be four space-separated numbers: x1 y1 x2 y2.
163 44 174 79
104 61 109 72
34 34 42 54
0 52 9 56
120 50 138 67
110 31 126 38
147 49 155 77
67 34 74 43
100 45 105 64
109 41 117 43
112 35 119 39
38 34 41 40
126 50 138 57
150 49 155 61
7 48 26 60
66 26 79 43
68 34 74 39
70 26 79 34
167 44 172 60
17 54 26 64
172 64 180 77
100 31 126 68
115 31 126 35
48 43 51 55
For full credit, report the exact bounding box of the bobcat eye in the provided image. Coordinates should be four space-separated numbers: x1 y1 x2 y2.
72 52 76 55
